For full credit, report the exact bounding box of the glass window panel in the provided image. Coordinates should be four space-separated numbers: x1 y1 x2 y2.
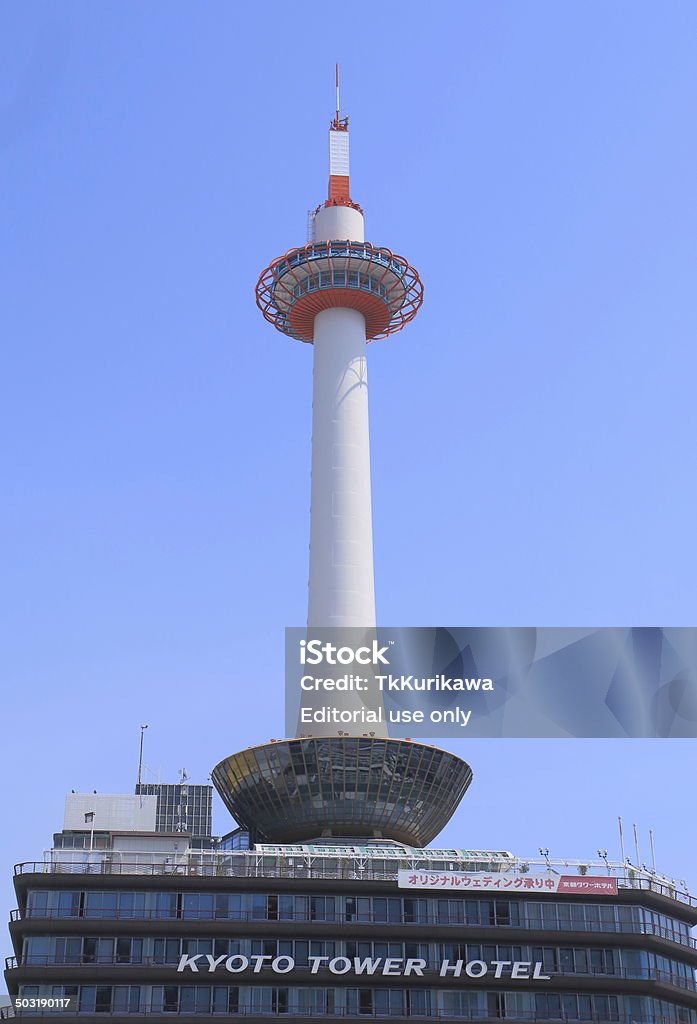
541 902 558 927
559 947 574 972
79 986 96 1013
154 893 177 919
163 985 178 1012
95 986 112 1013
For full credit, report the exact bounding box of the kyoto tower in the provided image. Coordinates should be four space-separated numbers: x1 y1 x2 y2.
212 73 471 847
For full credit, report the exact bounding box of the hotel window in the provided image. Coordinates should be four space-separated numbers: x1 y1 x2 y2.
406 990 430 1015
311 940 335 961
250 987 273 1012
570 902 586 928
349 989 374 1014
212 986 238 1013
180 986 212 1013
251 938 277 958
558 946 575 972
23 936 47 963
403 897 427 924
496 899 515 925
272 988 289 1013
117 891 146 917
535 992 562 1018
162 986 179 1012
112 986 140 1013
81 938 96 964
540 901 558 928
246 893 269 919
310 895 335 921
217 893 239 919
182 892 211 918
95 987 112 1013
373 941 402 960
215 938 240 957
574 947 589 972
286 940 307 964
531 947 558 973
278 894 294 920
556 902 573 927
487 993 506 1018
371 897 400 923
504 992 535 1015
153 892 178 919
78 986 97 1013
84 892 118 919
589 947 615 974
594 994 619 1020
575 994 593 1018
153 939 180 964
374 989 404 1014
345 941 371 960
404 941 429 961
27 890 81 918
116 937 141 963
438 898 465 924
599 904 616 929
345 896 371 922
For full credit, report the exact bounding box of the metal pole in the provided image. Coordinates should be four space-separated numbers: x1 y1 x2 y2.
137 725 148 789
649 828 657 872
633 823 641 867
618 816 626 864
335 63 340 121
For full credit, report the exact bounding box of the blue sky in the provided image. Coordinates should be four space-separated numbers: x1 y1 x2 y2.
2 0 697 979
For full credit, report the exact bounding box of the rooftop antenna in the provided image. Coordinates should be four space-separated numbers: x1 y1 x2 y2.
137 724 148 790
331 63 348 131
649 828 657 873
335 63 340 123
632 823 641 869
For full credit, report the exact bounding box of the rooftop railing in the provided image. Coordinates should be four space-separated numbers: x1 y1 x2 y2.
11 854 697 912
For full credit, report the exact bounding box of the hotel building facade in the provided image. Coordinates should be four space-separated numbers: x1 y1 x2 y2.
4 800 697 1021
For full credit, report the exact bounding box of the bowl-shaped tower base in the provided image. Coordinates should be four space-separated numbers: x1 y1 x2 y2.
212 737 472 848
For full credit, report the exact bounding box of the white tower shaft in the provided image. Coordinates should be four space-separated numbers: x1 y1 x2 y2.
307 201 376 630
307 306 376 629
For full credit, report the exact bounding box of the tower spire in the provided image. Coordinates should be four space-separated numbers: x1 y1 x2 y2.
328 64 352 206
335 62 340 124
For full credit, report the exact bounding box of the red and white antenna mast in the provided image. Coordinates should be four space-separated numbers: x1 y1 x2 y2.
327 63 354 208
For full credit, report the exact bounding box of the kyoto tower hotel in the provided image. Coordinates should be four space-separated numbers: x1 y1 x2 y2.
3 78 697 1024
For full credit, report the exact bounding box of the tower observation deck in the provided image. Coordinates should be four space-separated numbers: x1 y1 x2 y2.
213 78 471 848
